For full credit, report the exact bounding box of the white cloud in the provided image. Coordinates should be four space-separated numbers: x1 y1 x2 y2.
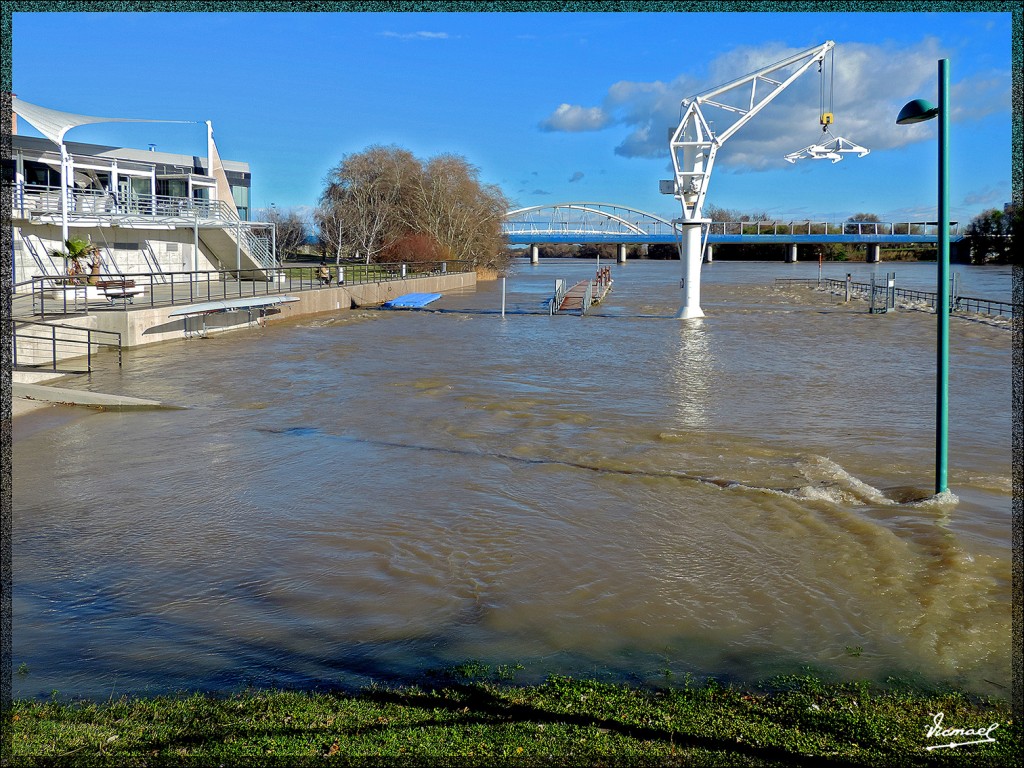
380 31 451 40
539 103 611 132
543 39 1011 171
962 184 1010 209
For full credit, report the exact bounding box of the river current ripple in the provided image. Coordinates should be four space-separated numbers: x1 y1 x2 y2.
11 260 1014 699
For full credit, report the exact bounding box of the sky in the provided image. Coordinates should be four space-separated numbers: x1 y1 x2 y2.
10 8 1017 228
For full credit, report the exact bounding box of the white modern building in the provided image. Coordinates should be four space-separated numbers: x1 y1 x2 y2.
9 97 276 290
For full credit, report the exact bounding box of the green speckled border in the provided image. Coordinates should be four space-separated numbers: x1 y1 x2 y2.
0 3 1020 742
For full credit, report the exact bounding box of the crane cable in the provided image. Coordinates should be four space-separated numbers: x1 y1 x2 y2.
820 49 835 132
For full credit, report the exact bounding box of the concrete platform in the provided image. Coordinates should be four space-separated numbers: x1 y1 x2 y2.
12 382 178 412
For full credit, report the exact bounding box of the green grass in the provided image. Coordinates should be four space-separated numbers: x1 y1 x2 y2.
8 672 1017 766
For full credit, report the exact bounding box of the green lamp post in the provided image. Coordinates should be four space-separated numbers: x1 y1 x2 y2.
896 58 950 495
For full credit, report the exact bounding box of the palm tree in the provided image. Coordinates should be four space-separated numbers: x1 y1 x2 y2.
49 237 100 284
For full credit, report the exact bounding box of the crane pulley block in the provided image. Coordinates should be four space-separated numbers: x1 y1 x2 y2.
820 112 834 126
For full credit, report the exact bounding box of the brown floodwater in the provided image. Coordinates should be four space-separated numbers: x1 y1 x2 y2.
11 260 1014 699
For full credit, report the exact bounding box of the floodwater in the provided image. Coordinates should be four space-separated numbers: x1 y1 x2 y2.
11 259 1015 700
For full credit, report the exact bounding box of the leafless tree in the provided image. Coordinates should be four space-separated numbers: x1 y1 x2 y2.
404 154 510 271
254 206 310 260
318 146 419 264
318 146 511 272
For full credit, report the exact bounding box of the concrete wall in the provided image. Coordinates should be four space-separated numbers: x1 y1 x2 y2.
57 271 478 348
14 272 478 384
13 222 221 285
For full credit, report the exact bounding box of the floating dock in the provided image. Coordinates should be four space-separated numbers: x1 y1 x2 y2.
382 292 443 309
554 268 613 314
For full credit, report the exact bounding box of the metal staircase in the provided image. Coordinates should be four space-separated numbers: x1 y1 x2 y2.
18 230 65 279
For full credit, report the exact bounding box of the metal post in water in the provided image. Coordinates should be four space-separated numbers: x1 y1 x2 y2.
936 59 950 494
845 273 852 302
501 277 506 317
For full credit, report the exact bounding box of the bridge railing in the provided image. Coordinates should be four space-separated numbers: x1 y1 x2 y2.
705 221 962 237
504 218 963 240
503 221 680 237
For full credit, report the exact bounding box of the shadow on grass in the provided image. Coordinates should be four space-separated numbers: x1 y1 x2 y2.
349 682 867 767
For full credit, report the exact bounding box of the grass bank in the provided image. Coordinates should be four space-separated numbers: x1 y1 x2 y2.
8 671 1017 766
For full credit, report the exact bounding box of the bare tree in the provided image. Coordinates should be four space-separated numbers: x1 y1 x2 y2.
319 146 419 264
318 146 511 272
314 201 347 262
254 206 310 260
404 154 510 270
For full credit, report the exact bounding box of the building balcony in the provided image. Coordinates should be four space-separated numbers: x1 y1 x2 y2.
9 183 242 229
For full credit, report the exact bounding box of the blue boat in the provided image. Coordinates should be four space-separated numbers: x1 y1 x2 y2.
381 292 442 309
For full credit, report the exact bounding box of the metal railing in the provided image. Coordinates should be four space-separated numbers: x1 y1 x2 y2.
776 277 1016 318
11 183 277 270
708 221 962 237
10 183 241 222
581 280 594 315
11 318 122 374
549 279 568 315
21 261 475 317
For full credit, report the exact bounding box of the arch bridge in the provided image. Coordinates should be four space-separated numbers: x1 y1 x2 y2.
503 202 677 245
502 202 964 264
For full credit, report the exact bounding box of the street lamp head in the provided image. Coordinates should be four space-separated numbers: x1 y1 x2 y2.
896 98 939 124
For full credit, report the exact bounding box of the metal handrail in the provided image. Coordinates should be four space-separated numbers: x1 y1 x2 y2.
805 277 1017 318
10 183 240 223
24 261 476 317
11 318 122 373
12 183 278 271
549 279 568 315
581 280 594 315
706 221 962 237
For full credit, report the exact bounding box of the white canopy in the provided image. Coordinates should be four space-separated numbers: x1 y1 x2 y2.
12 96 196 146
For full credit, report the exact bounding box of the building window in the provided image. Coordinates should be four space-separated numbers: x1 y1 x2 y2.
23 161 60 187
231 184 249 221
157 178 188 198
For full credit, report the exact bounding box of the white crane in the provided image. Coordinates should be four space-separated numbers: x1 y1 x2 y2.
664 40 866 319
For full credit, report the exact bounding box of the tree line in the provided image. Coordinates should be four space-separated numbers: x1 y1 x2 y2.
315 146 511 274
251 146 512 275
255 147 1017 268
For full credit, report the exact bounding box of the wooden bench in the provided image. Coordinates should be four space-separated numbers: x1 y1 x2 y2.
95 279 146 304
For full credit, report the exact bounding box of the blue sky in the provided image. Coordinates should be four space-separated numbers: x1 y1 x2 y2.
12 9 1015 227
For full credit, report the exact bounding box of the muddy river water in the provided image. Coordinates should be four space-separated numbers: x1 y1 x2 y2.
11 259 1015 699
